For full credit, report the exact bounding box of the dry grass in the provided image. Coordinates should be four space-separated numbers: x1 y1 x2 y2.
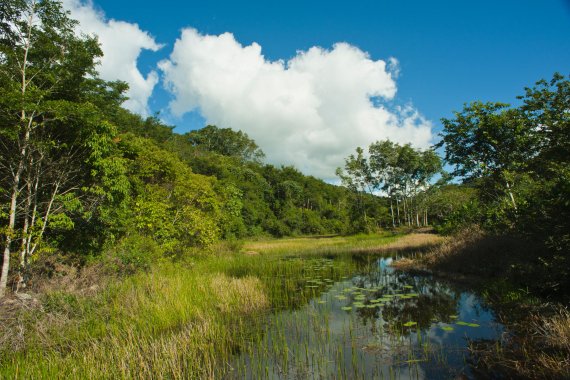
243 231 443 257
209 274 268 314
391 226 544 279
473 307 570 379
244 236 350 253
350 232 443 254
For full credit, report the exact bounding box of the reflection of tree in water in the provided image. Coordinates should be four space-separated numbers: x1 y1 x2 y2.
382 292 458 330
348 259 460 330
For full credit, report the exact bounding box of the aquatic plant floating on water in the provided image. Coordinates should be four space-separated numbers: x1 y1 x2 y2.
456 321 480 327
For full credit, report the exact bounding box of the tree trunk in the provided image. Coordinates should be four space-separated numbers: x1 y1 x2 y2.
396 199 401 226
505 181 517 211
1 160 24 297
390 199 395 228
1 6 34 298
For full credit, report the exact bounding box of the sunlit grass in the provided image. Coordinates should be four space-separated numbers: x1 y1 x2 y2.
0 232 446 379
242 231 441 256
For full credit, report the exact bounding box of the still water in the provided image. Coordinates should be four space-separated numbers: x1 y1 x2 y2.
225 256 503 379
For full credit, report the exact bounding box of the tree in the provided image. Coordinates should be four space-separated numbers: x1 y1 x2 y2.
338 141 443 230
437 73 569 253
369 140 399 226
0 0 128 296
517 73 570 252
336 147 376 229
437 102 535 213
185 125 265 163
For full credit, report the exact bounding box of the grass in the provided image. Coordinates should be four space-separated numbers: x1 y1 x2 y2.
1 231 486 378
472 307 570 379
243 231 442 256
0 262 272 379
3 232 420 379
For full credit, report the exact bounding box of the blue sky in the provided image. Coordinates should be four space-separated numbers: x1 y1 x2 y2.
64 0 570 178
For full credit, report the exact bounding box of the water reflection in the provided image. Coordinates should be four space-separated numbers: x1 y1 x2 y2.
224 256 503 379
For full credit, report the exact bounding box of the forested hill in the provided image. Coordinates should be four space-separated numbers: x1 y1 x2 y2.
109 113 364 242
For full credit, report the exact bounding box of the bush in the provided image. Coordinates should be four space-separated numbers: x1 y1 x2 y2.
103 234 162 274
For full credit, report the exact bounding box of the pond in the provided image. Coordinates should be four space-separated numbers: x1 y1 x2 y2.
224 255 504 379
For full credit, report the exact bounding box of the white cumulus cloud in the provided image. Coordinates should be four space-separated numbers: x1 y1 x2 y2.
62 0 162 116
159 29 433 179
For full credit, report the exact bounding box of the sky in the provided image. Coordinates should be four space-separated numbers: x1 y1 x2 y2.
62 0 570 180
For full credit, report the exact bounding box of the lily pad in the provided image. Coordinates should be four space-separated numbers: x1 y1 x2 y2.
456 321 480 327
403 321 417 327
341 306 352 311
441 326 454 331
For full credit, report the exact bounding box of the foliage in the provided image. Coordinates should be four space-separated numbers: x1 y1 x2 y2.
185 124 265 163
0 0 129 295
103 234 161 274
438 73 570 253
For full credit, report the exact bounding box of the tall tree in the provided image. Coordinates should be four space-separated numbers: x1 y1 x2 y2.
0 0 127 296
437 102 534 213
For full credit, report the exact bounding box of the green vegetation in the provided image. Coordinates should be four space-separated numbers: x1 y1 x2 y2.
336 140 443 230
0 0 389 297
1 235 410 379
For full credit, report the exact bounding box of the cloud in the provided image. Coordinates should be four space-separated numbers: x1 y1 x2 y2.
62 0 161 116
159 29 433 179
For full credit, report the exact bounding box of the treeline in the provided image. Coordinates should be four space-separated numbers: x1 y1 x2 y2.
1 0 567 298
338 72 570 264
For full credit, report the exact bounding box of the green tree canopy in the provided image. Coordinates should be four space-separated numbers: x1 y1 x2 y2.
185 125 265 163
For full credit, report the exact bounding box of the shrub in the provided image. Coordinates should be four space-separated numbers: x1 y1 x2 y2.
104 234 162 274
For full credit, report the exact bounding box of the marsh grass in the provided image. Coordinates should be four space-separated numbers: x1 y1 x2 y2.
472 307 570 379
3 233 403 379
0 262 272 379
0 232 464 379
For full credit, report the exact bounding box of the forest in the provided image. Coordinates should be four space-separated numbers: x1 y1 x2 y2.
0 1 568 379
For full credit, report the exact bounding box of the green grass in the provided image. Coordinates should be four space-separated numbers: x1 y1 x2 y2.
2 234 407 379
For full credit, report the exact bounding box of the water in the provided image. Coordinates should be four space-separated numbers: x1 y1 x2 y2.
224 255 504 379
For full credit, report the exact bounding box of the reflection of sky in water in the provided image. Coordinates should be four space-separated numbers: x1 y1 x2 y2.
226 257 504 379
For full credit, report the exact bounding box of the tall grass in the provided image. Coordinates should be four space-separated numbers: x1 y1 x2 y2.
1 261 271 379
3 233 405 379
